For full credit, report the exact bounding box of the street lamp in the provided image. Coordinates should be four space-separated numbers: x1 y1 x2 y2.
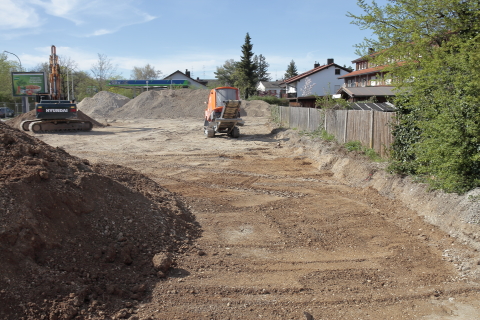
3 50 22 70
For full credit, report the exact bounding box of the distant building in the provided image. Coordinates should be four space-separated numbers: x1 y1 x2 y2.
256 81 284 98
164 69 208 89
281 59 351 107
337 52 395 102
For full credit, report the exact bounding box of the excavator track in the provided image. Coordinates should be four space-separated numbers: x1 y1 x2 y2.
22 119 93 133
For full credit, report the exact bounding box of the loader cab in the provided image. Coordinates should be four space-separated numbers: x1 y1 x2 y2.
205 87 240 121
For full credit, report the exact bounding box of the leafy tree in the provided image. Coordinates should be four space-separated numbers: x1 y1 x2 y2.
235 33 258 99
214 59 239 86
90 53 118 92
349 0 480 193
131 64 162 80
254 54 271 82
0 53 20 102
284 60 298 79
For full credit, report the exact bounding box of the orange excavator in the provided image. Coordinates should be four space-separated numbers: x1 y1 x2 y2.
20 45 92 133
204 87 243 138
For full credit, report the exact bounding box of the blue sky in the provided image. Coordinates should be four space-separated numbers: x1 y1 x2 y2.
1 0 382 80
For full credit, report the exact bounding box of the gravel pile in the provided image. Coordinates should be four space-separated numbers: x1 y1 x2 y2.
77 89 272 120
77 91 131 119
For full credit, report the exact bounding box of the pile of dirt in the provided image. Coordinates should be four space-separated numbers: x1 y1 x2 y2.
0 121 200 319
77 91 131 120
77 90 272 120
6 109 105 130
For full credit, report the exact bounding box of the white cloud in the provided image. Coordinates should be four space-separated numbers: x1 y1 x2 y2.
1 0 156 38
91 29 113 36
0 0 42 30
28 0 81 16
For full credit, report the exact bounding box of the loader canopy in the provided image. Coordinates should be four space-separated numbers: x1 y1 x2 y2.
215 88 238 107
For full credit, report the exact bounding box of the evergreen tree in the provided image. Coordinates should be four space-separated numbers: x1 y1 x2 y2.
284 60 298 79
235 33 257 99
254 54 271 82
349 0 480 193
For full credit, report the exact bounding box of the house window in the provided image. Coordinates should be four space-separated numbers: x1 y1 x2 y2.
362 78 367 87
335 68 341 75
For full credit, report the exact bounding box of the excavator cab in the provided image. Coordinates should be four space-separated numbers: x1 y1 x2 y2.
204 87 243 138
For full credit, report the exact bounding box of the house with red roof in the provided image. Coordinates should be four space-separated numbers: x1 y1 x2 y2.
337 53 395 102
282 59 351 107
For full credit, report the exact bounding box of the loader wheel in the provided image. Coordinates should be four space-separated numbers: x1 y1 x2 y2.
231 126 240 138
205 128 215 138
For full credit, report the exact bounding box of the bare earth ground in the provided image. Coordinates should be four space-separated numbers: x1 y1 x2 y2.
19 117 480 319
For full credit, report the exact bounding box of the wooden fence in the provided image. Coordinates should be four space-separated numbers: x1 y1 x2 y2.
275 106 396 158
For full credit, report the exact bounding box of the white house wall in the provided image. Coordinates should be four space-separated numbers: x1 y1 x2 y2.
296 66 349 97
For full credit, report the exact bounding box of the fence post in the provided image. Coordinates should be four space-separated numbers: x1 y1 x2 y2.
324 109 327 131
369 110 374 149
307 108 310 131
344 110 348 143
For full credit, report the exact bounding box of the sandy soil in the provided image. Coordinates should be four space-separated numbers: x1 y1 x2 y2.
24 116 480 320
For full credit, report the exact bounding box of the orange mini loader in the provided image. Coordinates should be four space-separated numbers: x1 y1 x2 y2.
204 87 243 138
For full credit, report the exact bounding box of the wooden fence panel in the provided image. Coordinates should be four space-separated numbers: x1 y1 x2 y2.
346 110 371 147
278 106 290 126
373 111 395 158
273 107 395 158
308 108 323 132
327 110 348 142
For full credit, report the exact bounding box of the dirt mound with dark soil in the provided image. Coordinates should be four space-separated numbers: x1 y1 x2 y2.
77 90 272 120
6 109 105 130
0 122 200 319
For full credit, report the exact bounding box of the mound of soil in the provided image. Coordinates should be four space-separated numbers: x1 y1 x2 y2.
6 110 105 130
77 90 272 120
77 91 131 120
0 121 200 319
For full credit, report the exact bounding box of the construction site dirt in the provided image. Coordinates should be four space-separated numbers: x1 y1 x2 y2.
3 112 480 319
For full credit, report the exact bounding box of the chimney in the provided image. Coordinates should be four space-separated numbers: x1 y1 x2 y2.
327 58 334 65
314 61 320 68
185 69 191 77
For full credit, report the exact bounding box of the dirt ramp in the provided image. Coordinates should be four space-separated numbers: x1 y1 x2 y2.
0 122 199 319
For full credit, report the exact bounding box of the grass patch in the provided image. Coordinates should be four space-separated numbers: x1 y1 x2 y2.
345 140 384 162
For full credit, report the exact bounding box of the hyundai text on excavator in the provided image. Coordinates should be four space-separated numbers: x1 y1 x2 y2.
204 87 243 138
20 45 93 133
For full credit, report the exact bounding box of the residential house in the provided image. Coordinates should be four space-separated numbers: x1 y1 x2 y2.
281 59 351 107
337 53 395 102
164 69 208 89
256 81 284 98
